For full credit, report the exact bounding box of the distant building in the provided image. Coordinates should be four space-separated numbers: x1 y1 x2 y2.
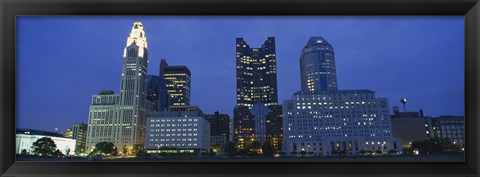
300 36 338 92
71 123 88 155
234 103 283 150
431 116 465 147
390 109 433 148
145 106 210 154
205 111 230 153
283 90 402 156
233 105 255 149
158 59 170 111
265 105 283 150
63 129 73 138
147 75 161 112
160 59 191 107
16 129 76 156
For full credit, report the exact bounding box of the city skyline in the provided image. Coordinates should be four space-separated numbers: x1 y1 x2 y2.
17 16 464 133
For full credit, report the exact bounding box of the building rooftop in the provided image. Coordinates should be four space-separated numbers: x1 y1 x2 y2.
294 89 374 95
305 36 331 47
16 128 64 137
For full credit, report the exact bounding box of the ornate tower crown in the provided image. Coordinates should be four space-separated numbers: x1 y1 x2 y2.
124 21 148 57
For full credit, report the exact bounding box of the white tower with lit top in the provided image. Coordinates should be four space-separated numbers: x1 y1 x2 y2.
86 21 154 154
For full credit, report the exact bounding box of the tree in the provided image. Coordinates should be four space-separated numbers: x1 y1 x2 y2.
31 137 57 157
331 150 339 156
299 151 307 157
89 142 117 157
262 142 275 156
224 141 236 157
21 149 28 156
133 144 147 158
387 149 398 155
290 151 298 156
359 150 367 155
248 141 262 155
53 149 64 157
123 145 129 155
66 148 71 156
366 150 373 155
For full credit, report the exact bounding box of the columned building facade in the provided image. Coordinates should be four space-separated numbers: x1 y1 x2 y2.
283 90 401 156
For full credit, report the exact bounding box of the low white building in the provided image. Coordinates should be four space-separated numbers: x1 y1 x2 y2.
16 129 76 156
145 106 210 154
283 90 402 156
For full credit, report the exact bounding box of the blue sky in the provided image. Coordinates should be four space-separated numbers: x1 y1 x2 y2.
16 16 464 133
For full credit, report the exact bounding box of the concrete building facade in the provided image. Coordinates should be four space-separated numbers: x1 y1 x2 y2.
145 106 210 154
283 90 402 156
16 129 77 156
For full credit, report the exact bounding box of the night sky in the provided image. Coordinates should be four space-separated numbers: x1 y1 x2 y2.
17 16 464 133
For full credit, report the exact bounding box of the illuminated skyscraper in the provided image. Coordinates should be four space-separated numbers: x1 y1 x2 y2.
86 21 154 153
300 36 338 92
234 37 279 150
235 37 278 108
160 59 191 107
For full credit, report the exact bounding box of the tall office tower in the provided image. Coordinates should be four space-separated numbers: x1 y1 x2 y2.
205 111 230 152
158 59 169 111
71 123 87 155
86 21 154 154
160 59 191 107
283 90 402 156
300 36 338 92
235 37 278 108
147 75 161 112
234 37 279 150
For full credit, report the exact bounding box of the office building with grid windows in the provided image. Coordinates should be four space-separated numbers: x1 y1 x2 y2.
283 90 402 156
145 106 210 154
160 59 191 107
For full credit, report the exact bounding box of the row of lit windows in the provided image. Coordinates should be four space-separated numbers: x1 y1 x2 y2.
150 143 198 147
149 128 197 132
150 119 198 122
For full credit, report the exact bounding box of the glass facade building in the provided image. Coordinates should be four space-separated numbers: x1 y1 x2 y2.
160 59 191 107
300 36 338 92
235 37 278 108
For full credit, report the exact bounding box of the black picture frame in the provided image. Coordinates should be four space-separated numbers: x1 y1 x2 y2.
1 0 479 176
